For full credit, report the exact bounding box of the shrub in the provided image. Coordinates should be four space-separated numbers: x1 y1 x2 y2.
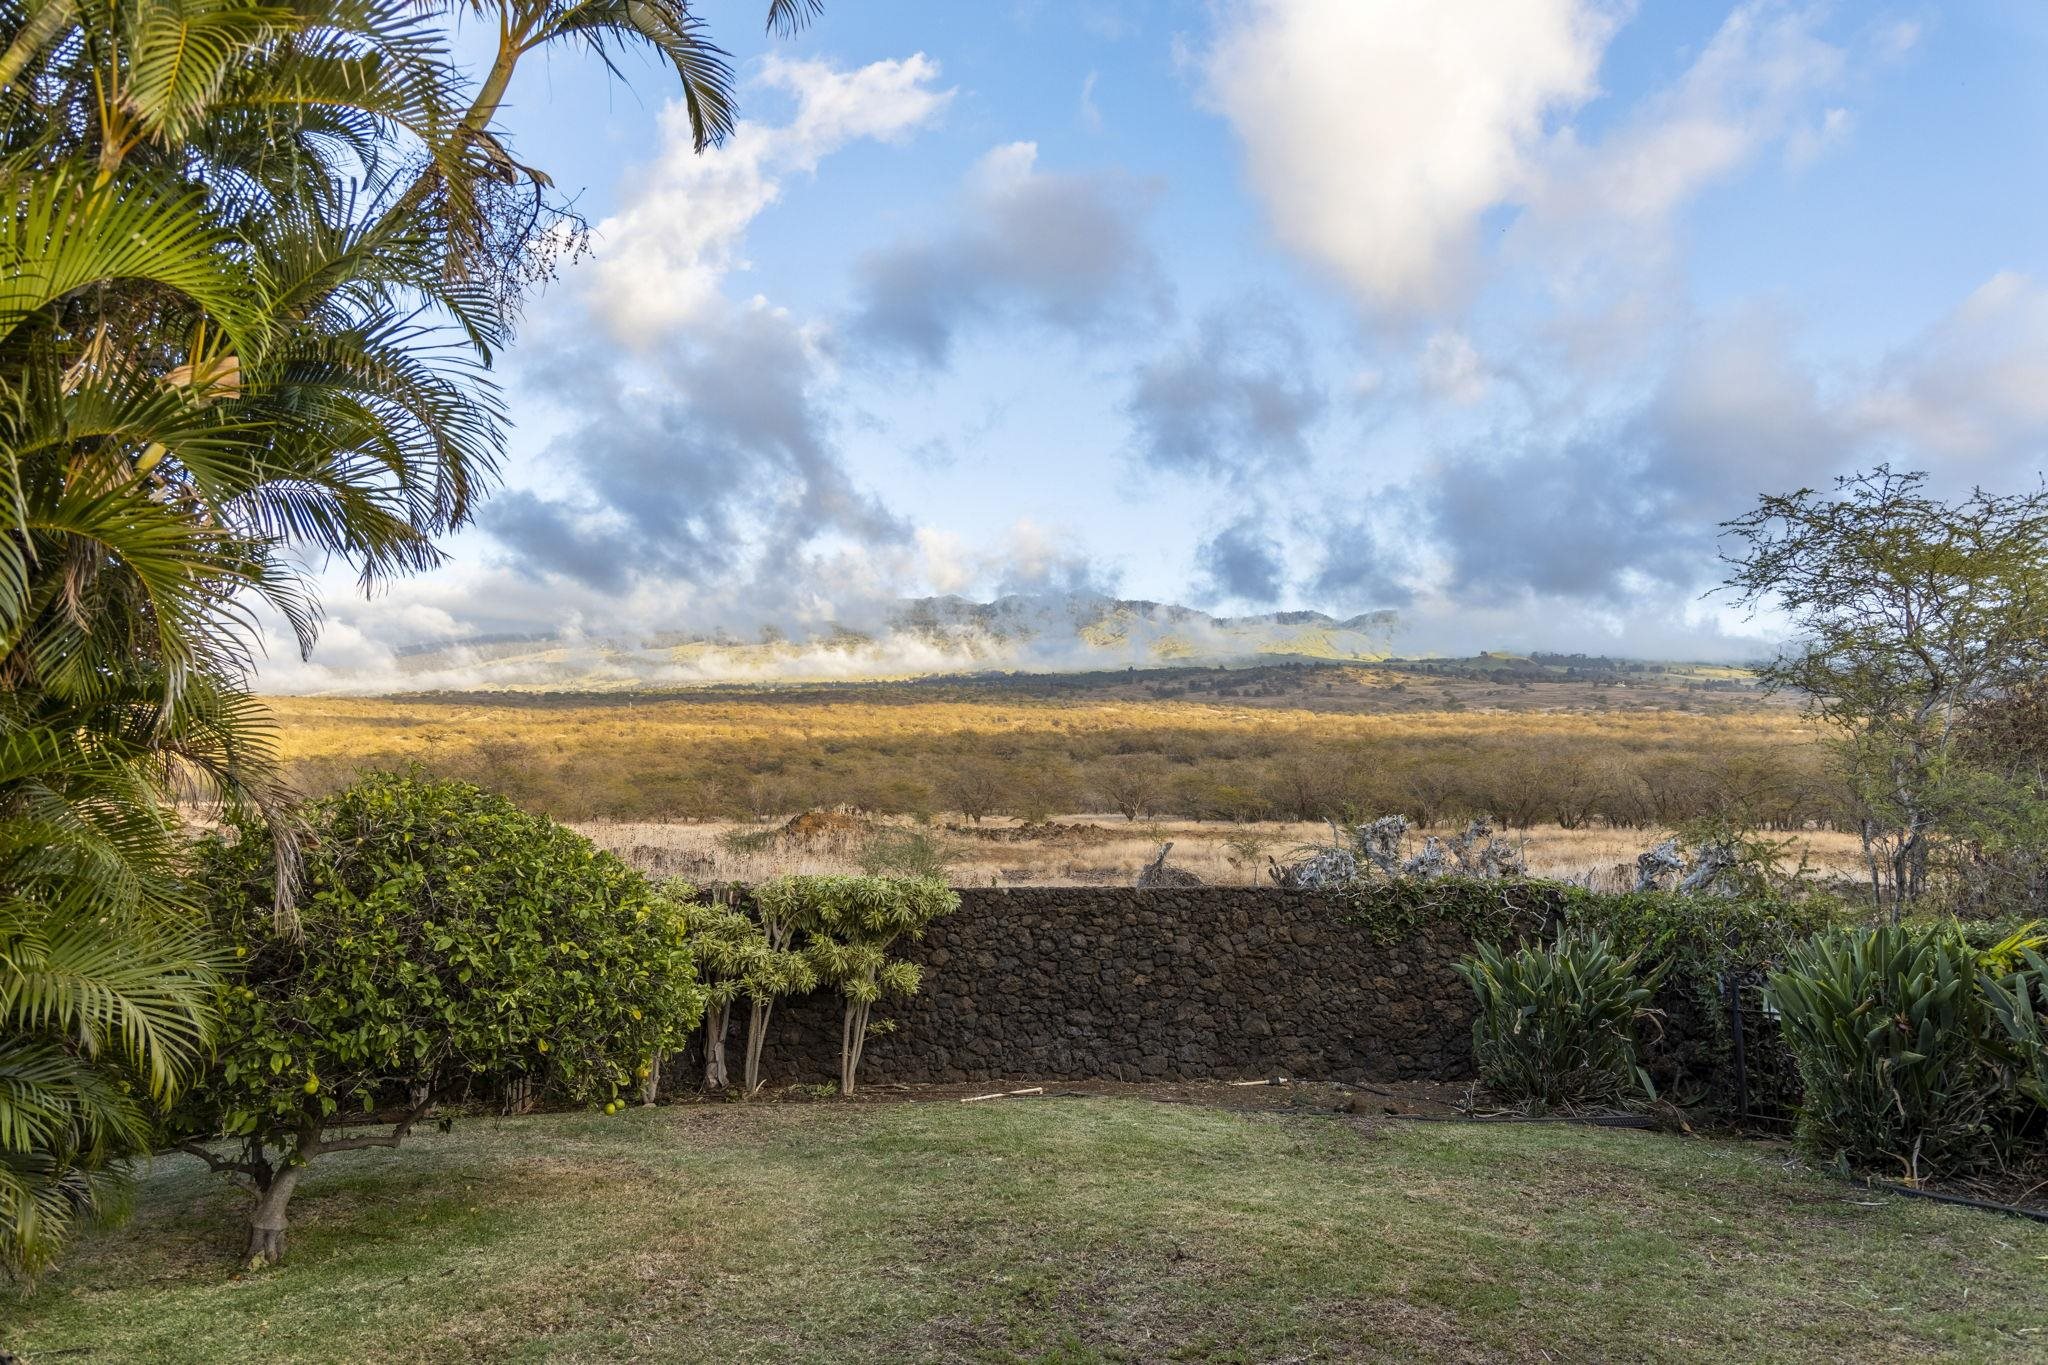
1767 925 1995 1180
1563 889 1842 1116
856 829 954 880
1457 931 1664 1112
1980 947 2048 1113
175 773 702 1264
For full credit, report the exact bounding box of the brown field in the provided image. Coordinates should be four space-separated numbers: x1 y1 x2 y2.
259 664 1845 867
572 812 1869 889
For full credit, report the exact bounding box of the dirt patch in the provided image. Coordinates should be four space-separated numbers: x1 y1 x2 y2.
946 819 1124 846
780 808 874 842
673 1075 1479 1118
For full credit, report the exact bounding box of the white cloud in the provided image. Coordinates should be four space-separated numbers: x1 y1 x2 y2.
1854 272 2048 467
584 54 952 347
1419 330 1489 405
1203 0 1619 317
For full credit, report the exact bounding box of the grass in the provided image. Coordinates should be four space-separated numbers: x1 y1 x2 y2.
7 1100 2046 1363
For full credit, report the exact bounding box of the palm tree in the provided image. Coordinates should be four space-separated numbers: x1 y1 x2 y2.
0 0 823 1274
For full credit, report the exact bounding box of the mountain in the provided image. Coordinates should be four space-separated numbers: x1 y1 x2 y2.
374 594 1402 691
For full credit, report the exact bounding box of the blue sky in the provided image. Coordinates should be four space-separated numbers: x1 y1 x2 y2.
264 1 2048 687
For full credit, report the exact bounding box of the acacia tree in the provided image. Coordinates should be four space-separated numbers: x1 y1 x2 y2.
1723 468 2048 916
175 774 701 1264
772 876 959 1096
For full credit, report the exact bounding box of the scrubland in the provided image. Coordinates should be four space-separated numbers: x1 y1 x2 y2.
574 813 1869 889
262 664 1837 837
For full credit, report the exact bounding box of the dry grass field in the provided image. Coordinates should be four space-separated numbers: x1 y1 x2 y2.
571 812 1868 889
258 663 1839 840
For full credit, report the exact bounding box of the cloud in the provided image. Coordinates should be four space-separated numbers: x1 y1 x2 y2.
1194 516 1287 605
1125 300 1325 480
1519 3 1852 347
916 520 1121 598
1853 272 2048 469
1310 516 1413 609
1203 0 1617 317
850 141 1168 366
1419 330 1491 405
585 54 952 347
488 302 906 596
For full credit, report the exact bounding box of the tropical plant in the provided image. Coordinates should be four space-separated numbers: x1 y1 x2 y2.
760 875 958 1096
1767 925 1997 1180
1457 931 1664 1112
731 879 818 1096
0 0 821 1272
1979 947 2048 1113
173 773 701 1264
682 897 767 1092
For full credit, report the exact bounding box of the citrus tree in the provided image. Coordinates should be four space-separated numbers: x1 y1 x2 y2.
173 774 702 1264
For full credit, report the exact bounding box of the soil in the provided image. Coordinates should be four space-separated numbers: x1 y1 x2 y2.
778 808 874 842
675 1074 1483 1118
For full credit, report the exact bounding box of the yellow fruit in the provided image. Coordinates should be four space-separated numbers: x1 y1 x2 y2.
635 1065 651 1081
603 1101 618 1115
303 1077 320 1095
234 946 247 959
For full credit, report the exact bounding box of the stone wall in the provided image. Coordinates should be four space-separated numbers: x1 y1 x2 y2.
692 887 1519 1088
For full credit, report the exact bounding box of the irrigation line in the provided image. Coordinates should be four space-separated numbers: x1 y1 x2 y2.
1379 1113 1660 1130
1852 1178 2048 1225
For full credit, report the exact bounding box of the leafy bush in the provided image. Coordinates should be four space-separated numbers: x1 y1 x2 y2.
1563 889 1841 1116
176 773 702 1263
1457 932 1664 1112
1980 947 2048 1113
1767 925 1996 1180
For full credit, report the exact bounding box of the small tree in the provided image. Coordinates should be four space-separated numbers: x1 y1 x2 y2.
734 883 818 1096
176 774 702 1264
684 900 761 1092
1093 756 1165 821
760 876 959 1096
1722 468 2048 916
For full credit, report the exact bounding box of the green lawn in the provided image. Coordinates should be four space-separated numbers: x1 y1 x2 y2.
5 1100 2046 1363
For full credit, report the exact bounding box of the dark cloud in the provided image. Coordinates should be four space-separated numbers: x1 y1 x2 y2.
484 304 907 597
1309 515 1412 609
1194 515 1286 605
850 143 1168 367
1126 300 1325 481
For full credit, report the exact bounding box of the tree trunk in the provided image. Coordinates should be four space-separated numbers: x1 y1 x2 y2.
245 1166 303 1266
641 1050 663 1105
743 999 774 1095
840 999 872 1097
704 1003 730 1090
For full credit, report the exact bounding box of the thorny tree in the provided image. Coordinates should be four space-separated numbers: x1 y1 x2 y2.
1722 467 2048 918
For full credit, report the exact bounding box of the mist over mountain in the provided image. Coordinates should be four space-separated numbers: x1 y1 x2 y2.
337 593 1403 693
